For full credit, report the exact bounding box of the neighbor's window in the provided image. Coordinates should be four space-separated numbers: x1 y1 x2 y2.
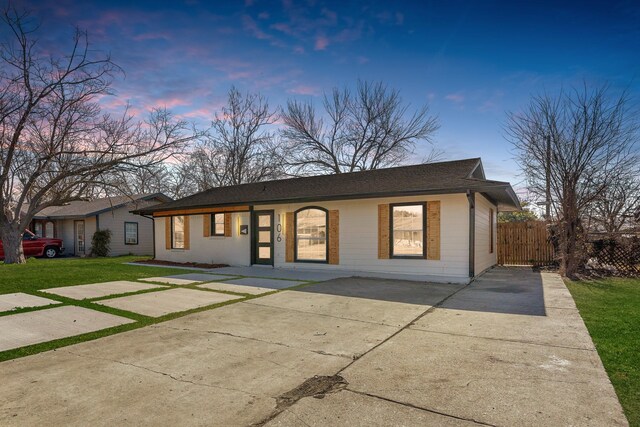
391 204 425 257
34 222 43 237
45 221 54 238
125 222 138 245
212 213 225 236
172 216 185 249
295 207 327 262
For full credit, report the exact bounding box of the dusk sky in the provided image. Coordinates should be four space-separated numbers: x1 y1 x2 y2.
17 0 640 191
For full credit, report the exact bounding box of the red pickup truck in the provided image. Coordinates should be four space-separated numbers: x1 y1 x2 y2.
0 230 65 259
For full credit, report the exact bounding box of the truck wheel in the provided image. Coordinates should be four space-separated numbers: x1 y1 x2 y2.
44 247 58 258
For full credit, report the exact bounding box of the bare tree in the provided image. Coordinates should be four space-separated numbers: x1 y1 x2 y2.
281 80 439 175
0 8 191 264
587 170 640 234
180 86 283 191
506 84 639 277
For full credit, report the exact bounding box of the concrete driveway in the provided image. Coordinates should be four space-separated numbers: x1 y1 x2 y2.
0 268 626 426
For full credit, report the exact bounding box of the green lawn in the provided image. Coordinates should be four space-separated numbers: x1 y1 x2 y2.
0 255 193 294
566 277 640 427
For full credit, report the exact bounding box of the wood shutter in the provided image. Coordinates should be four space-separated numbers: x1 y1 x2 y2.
426 201 441 260
328 210 339 264
285 211 294 262
165 217 171 250
203 214 211 237
224 213 232 237
183 216 190 250
378 204 390 259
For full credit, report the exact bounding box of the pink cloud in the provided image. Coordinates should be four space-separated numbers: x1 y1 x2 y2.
314 35 329 50
445 93 465 103
155 97 190 109
287 85 320 96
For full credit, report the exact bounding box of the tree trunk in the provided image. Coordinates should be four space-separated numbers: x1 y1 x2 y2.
1 225 26 264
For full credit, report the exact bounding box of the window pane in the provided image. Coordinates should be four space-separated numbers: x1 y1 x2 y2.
125 223 138 244
214 222 225 235
173 216 185 249
213 214 225 235
45 221 54 238
34 223 43 237
296 208 327 261
258 230 270 243
258 246 271 259
392 205 423 256
258 215 270 227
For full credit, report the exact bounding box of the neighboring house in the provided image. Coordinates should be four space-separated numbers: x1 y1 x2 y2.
31 194 171 257
136 159 520 283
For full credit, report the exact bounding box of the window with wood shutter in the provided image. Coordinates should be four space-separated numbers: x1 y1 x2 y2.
212 213 225 236
378 204 390 259
224 213 232 237
427 201 441 260
171 215 185 249
285 212 294 262
328 210 339 264
203 214 211 237
295 207 328 262
390 203 426 258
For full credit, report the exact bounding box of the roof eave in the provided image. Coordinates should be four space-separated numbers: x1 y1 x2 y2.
134 184 520 215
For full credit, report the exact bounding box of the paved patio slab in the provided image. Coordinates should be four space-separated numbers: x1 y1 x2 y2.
0 306 134 352
139 273 235 285
96 288 242 317
197 282 274 295
42 281 164 300
0 293 60 312
206 266 350 281
225 277 308 289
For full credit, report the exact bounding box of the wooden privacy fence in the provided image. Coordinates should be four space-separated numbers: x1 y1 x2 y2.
498 221 555 266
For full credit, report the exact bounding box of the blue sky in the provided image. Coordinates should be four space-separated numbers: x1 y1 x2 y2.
16 0 640 189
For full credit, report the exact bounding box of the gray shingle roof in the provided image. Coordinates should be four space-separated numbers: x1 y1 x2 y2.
35 193 171 219
138 159 520 214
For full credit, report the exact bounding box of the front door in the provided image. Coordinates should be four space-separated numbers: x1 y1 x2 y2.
75 220 85 255
252 210 274 265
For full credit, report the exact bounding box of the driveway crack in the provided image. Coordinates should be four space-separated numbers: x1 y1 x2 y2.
407 328 597 352
62 350 263 398
154 325 354 359
345 388 497 426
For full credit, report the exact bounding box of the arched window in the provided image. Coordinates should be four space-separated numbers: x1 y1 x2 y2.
45 221 55 238
295 207 328 262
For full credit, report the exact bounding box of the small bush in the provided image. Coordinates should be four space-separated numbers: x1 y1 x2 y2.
91 229 112 257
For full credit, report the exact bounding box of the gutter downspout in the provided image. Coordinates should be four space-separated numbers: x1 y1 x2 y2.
140 214 155 259
467 190 475 279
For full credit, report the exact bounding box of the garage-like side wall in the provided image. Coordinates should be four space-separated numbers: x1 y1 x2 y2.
98 200 158 256
257 194 470 281
474 193 498 275
154 212 251 265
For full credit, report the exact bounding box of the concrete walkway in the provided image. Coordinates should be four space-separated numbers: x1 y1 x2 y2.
0 268 627 426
